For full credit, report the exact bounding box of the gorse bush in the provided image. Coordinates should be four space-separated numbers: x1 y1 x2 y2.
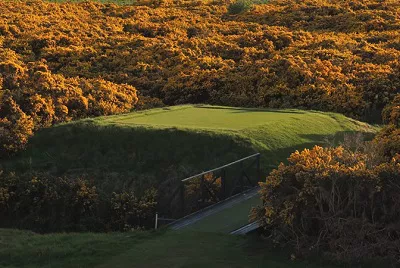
373 124 400 161
110 189 157 231
0 55 138 157
0 91 34 157
252 115 400 263
228 0 253 15
382 94 400 127
251 145 400 262
0 171 157 232
251 89 400 263
1 0 400 157
375 95 400 160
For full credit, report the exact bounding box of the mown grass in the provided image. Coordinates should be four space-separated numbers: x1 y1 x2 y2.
0 228 339 268
2 105 378 195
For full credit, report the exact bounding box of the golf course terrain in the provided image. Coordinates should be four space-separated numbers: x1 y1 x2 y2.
3 105 378 187
1 0 398 265
0 105 383 267
2 105 378 231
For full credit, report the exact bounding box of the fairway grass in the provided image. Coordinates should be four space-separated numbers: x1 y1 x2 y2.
1 228 386 268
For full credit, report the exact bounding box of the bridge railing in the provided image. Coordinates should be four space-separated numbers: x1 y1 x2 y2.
157 153 261 223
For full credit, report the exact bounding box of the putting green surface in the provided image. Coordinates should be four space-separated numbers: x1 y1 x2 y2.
98 105 363 131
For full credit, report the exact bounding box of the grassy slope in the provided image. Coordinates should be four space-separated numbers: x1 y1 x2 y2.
1 105 377 232
1 105 377 227
0 107 380 266
2 105 377 196
0 229 339 268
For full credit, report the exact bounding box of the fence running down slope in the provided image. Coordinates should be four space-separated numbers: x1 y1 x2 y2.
159 154 262 233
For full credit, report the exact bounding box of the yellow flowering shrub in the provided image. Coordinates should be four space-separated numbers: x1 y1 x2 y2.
0 91 34 157
0 0 399 127
383 94 400 127
0 54 138 156
251 145 400 262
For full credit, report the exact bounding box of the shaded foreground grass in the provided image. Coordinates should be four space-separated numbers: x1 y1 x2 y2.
0 228 338 268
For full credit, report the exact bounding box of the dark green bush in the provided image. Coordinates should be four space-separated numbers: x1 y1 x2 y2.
0 171 157 233
228 0 253 15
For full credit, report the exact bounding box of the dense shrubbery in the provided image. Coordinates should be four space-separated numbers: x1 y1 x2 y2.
0 50 138 156
252 144 400 262
228 0 253 14
1 0 399 156
383 94 400 127
376 95 400 160
252 99 400 262
0 92 34 157
0 171 157 232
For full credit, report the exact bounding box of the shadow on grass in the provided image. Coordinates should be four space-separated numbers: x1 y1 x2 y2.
1 121 257 195
2 121 378 193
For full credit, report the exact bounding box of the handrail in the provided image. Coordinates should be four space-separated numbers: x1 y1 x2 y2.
181 153 260 182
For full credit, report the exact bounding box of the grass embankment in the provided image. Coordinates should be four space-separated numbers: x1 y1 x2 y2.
2 105 378 195
1 105 378 232
0 228 340 268
0 106 380 266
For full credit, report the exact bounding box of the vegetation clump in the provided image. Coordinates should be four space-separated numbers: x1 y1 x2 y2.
0 171 157 232
1 0 400 156
228 0 253 15
252 98 400 263
0 55 138 157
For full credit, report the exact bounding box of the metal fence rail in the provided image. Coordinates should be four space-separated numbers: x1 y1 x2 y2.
157 153 261 223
